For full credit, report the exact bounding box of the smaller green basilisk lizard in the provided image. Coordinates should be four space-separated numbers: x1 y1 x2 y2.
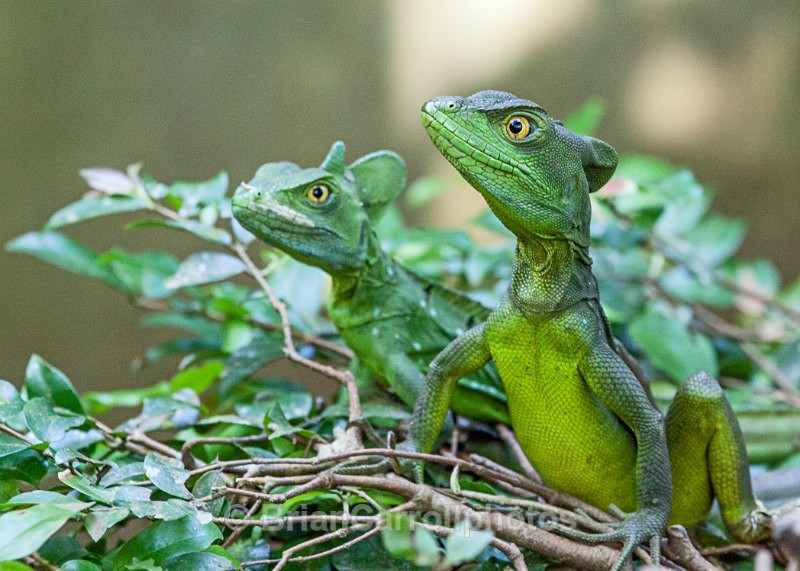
231 142 509 424
407 90 771 569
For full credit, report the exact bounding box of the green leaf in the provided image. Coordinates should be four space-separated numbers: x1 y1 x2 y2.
629 306 718 382
0 380 24 421
126 499 201 522
45 196 148 229
167 172 229 217
0 563 35 570
111 516 222 570
380 513 439 567
5 490 93 510
84 381 171 415
380 512 416 561
80 167 135 195
405 176 449 207
331 534 418 571
59 474 117 504
320 403 410 422
165 252 246 289
266 401 315 440
99 461 146 487
128 219 232 245
0 503 83 561
653 170 709 237
61 561 101 571
125 558 161 571
683 214 745 267
659 266 735 307
144 452 193 500
192 471 227 517
0 480 17 503
98 249 178 300
142 312 224 339
444 521 494 566
84 507 130 542
614 155 676 186
38 536 87 566
222 320 253 353
23 397 85 444
24 354 84 414
170 361 224 394
0 432 31 458
0 449 48 484
162 551 236 570
6 231 128 292
218 336 284 397
562 97 605 136
121 392 200 432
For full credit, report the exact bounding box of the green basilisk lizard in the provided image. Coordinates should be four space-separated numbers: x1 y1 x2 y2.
231 142 509 424
407 90 771 568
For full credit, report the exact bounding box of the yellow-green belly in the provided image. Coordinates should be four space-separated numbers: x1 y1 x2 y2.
485 301 638 511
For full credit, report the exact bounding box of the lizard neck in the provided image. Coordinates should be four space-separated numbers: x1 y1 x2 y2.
330 231 398 303
509 235 598 314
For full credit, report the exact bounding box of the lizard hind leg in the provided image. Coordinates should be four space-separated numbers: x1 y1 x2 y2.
665 372 771 542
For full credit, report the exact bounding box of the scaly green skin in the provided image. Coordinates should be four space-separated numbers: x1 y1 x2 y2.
409 91 770 567
231 142 509 424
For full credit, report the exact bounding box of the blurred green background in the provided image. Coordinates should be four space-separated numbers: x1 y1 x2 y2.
2 1 798 393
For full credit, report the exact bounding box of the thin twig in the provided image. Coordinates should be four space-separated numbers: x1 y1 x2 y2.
181 433 271 469
232 241 364 456
23 553 60 571
692 304 785 343
341 486 382 512
233 244 356 381
126 429 182 458
702 543 761 556
417 521 528 571
135 297 352 360
268 525 379 569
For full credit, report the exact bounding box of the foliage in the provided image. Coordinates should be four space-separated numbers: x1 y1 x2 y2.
2 132 800 569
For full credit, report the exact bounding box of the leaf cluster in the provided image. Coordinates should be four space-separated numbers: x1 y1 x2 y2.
1 134 799 569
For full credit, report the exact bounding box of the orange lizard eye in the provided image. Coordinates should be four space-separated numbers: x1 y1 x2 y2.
306 184 330 204
504 115 531 140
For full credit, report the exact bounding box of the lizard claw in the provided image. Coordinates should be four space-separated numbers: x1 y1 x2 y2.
394 439 425 482
549 507 666 570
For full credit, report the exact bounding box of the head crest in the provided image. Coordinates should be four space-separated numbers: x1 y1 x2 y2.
321 141 346 176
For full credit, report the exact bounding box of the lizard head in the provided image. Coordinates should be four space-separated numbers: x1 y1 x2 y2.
421 90 617 245
231 141 406 273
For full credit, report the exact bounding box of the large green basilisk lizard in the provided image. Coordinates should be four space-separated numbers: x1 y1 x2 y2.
231 142 509 423
407 90 771 568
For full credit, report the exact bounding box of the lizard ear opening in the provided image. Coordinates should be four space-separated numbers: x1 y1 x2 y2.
581 136 618 193
349 150 407 222
321 141 346 176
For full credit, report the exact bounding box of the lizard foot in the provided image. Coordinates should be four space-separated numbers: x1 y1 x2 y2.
728 504 772 543
394 439 425 483
547 505 666 571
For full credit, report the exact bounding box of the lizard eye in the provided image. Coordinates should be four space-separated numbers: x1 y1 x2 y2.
504 115 531 140
306 184 330 204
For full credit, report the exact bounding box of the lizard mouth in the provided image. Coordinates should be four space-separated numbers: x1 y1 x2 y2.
421 108 532 181
234 183 316 229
